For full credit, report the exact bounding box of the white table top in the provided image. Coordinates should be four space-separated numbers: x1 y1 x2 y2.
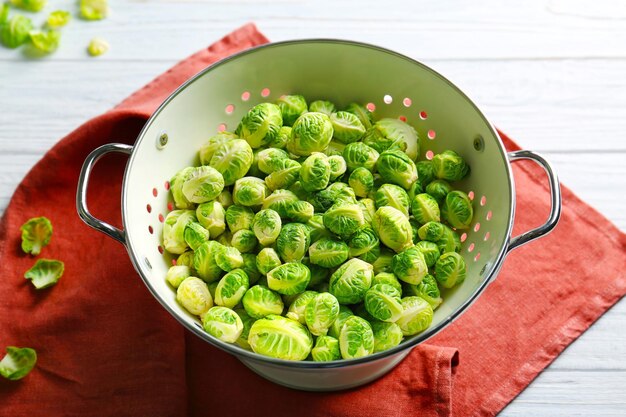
1 0 625 414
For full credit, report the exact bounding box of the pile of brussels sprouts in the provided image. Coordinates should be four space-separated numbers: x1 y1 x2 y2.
162 95 473 362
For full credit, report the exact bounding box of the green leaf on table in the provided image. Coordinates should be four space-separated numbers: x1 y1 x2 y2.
0 347 37 381
9 0 46 12
24 259 64 289
79 0 108 21
0 14 33 48
20 216 52 255
47 10 71 29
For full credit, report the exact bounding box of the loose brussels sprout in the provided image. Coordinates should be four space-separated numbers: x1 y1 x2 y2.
276 223 311 262
177 251 195 270
371 321 403 353
305 292 340 336
323 203 365 237
342 142 379 172
404 274 442 309
264 159 301 190
199 132 238 165
410 193 441 224
329 258 373 304
416 160 435 188
309 100 336 116
372 248 394 274
300 152 331 192
276 94 308 126
392 246 428 285
441 190 474 230
376 150 418 190
214 269 249 308
287 112 334 156
268 126 292 149
256 247 282 275
183 222 209 251
309 237 350 268
248 315 313 360
327 155 347 181
374 184 410 217
233 177 269 207
202 306 244 343
344 102 373 130
347 227 379 258
364 284 403 322
241 253 261 284
327 305 354 339
372 206 413 253
432 150 470 181
177 277 213 316
426 179 453 204
339 316 375 359
215 245 244 272
163 210 196 254
196 201 226 238
209 139 254 186
372 272 402 293
181 166 224 204
217 190 234 209
225 205 255 233
251 209 282 246
267 262 311 295
262 189 299 213
194 241 224 282
257 148 290 174
283 200 315 223
358 198 377 225
285 290 318 323
414 240 441 267
349 167 374 198
231 229 258 253
0 15 33 48
418 221 445 242
166 265 191 288
435 252 467 288
363 118 419 161
24 259 64 289
331 111 366 144
236 103 283 149
307 214 331 242
242 285 284 318
437 224 461 254
324 140 346 157
396 296 434 336
311 335 341 362
0 346 37 381
20 216 52 255
234 308 256 350
169 167 194 209
309 182 357 212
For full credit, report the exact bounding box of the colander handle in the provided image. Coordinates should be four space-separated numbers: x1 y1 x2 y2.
76 143 133 245
506 150 562 253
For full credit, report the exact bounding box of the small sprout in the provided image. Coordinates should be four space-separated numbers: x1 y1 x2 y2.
414 240 441 267
327 305 354 339
225 205 255 233
80 0 109 21
311 335 341 362
416 160 435 188
9 0 46 12
344 102 373 130
47 10 72 28
371 321 403 353
347 227 379 259
20 216 52 256
362 118 419 161
339 316 374 359
214 269 249 308
358 198 377 225
242 285 284 319
202 306 243 343
183 222 209 251
182 166 224 204
330 111 366 144
418 221 445 242
392 246 428 285
251 209 282 246
233 176 269 207
217 190 234 209
1 15 33 49
267 262 311 295
257 147 290 174
432 150 470 181
410 193 441 225
255 247 282 275
374 184 410 217
349 167 374 198
193 241 223 283
372 206 413 253
248 315 313 361
0 347 37 380
231 229 258 253
309 100 336 116
377 150 419 191
435 252 467 288
285 290 318 323
323 203 364 237
162 210 196 254
309 182 356 212
329 258 373 304
276 94 307 126
264 159 301 191
215 245 244 272
176 277 213 316
236 103 283 149
364 284 403 322
396 296 434 336
209 139 254 186
276 223 311 263
404 274 442 310
342 142 379 172
196 201 226 238
371 272 402 293
199 132 238 165
305 292 340 336
441 190 474 230
304 259 329 288
327 155 347 181
169 167 194 209
166 265 191 288
287 112 335 157
425 179 452 204
300 152 331 192
24 259 64 289
29 30 61 54
308 237 349 268
268 126 291 149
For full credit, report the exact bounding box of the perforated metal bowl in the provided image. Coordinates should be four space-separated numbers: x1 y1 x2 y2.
77 40 561 391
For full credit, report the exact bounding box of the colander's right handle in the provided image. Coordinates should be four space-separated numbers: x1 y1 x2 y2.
506 150 562 253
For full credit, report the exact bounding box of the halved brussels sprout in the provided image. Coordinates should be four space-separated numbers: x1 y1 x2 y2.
371 272 402 293
426 179 452 204
24 259 64 289
276 94 307 126
209 139 254 186
241 253 261 285
0 347 37 381
329 258 373 304
309 238 350 268
20 216 52 256
323 203 365 237
435 252 467 288
183 222 209 251
437 224 461 254
441 191 474 230
331 111 366 144
193 241 223 282
364 284 403 322
305 292 340 336
372 248 394 274
257 148 290 174
196 201 226 238
327 155 347 181
248 314 313 360
327 305 354 339
214 269 249 308
311 335 341 361
403 274 442 309
166 265 191 288
307 214 331 242
199 132 238 165
169 167 194 209
225 205 255 233
418 221 445 242
347 227 379 258
396 296 434 336
264 159 301 191
362 118 419 161
267 262 311 295
342 142 379 172
231 229 258 253
376 150 418 190
181 166 224 204
339 316 374 359
414 240 441 267
372 206 413 253
309 100 337 116
202 306 243 343
276 223 311 262
251 209 282 246
371 321 403 353
344 102 373 130
285 290 318 323
410 193 441 224
256 247 282 275
287 112 334 156
215 245 244 272
300 152 331 192
163 210 196 254
374 184 410 217
236 102 283 149
234 307 256 350
416 160 435 188
349 167 374 198
309 182 357 212
242 285 284 319
233 177 269 207
217 189 234 209
268 126 292 149
392 246 428 285
358 198 377 225
432 150 469 181
177 277 213 316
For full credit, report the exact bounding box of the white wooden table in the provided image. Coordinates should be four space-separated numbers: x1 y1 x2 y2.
1 0 625 414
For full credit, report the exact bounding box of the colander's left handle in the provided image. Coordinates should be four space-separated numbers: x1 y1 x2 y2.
76 143 133 245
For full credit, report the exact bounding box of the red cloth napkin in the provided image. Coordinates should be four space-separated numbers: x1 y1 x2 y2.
1 24 625 417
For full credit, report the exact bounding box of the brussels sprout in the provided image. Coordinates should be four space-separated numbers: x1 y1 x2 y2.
257 148 290 174
233 177 269 207
163 210 196 254
327 305 354 339
183 222 209 251
327 155 347 181
441 191 474 230
372 206 413 253
287 112 334 156
309 182 357 212
20 216 52 256
194 241 223 283
329 258 373 304
330 111 366 144
176 251 195 270
432 150 470 181
372 272 402 293
362 118 419 161
196 201 226 238
416 160 435 188
202 306 243 343
342 142 379 172
371 321 403 353
347 227 379 258
214 269 249 308
169 167 194 209
407 181 424 202
358 198 377 225
217 230 233 247
426 180 453 204
268 126 292 149
372 248 394 274
309 100 336 116
231 229 258 253
267 262 311 295
242 285 284 319
0 15 33 48
199 132 238 165
29 30 61 54
404 274 442 309
262 189 299 215
364 284 403 322
374 184 410 217
275 223 311 262
414 240 441 267
309 238 350 268
276 94 308 126
166 265 191 288
241 253 261 285
300 153 331 192
323 203 365 237
0 346 37 381
410 193 441 224
24 259 64 289
437 224 461 254
311 335 341 362
285 290 318 323
304 292 340 337
392 246 428 285
349 167 374 198
217 190 234 209
177 277 213 316
234 308 256 350
307 214 331 242
225 205 255 233
344 102 373 130
256 247 282 275
264 159 301 191
282 200 314 223
418 221 445 242
324 140 346 157
80 0 108 20
236 103 283 149
339 316 375 359
435 252 467 288
181 166 224 204
376 150 418 190
396 296 434 336
215 245 244 272
248 315 313 360
250 209 281 246
47 10 71 28
209 139 254 186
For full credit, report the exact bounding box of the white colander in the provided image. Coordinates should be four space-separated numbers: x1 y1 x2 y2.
77 40 561 391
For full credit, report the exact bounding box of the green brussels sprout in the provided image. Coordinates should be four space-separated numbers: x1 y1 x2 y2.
285 290 318 323
182 222 208 251
441 190 474 230
256 247 282 275
309 182 357 212
20 216 52 255
358 198 377 225
362 118 419 161
347 227 379 258
426 179 453 204
166 265 191 288
418 221 445 242
372 206 413 253
194 241 224 282
307 214 331 242
376 150 418 190
432 150 470 181
414 240 441 267
202 306 243 343
24 259 64 289
364 284 403 322
209 139 254 186
268 126 292 149
264 159 301 191
169 167 194 209
0 346 37 381
86 36 109 57
342 142 379 172
330 111 366 144
344 102 373 130
435 252 467 288
416 160 435 188
371 321 403 353
248 314 313 360
199 132 238 165
392 246 428 285
323 203 365 237
262 189 298 212
214 269 249 308
372 272 402 293
276 94 308 126
236 102 283 149
309 237 350 268
251 209 282 246
407 181 424 202
372 248 394 274
225 205 255 233
267 262 311 295
339 316 374 359
300 153 331 192
233 177 269 207
163 210 197 254
79 0 108 20
282 200 315 223
215 245 244 272
311 335 341 362
329 258 373 304
242 285 284 319
217 230 233 247
257 148 290 174
410 193 441 224
177 277 213 316
181 166 224 204
241 253 261 285
309 100 336 116
437 224 461 254
327 155 347 181
349 167 374 198
0 15 33 48
403 274 442 310
217 189 234 209
234 307 256 350
231 229 258 253
196 201 226 238
327 305 354 339
324 140 346 157
176 251 195 270
374 184 410 217
276 223 311 262
287 112 334 156
305 292 340 336
396 296 434 336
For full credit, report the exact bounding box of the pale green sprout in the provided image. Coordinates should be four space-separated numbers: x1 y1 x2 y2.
364 284 403 322
29 30 61 54
309 238 349 268
166 265 191 288
252 209 282 246
392 246 428 285
358 198 376 225
80 0 108 20
1 15 33 49
257 148 290 174
305 292 340 336
176 277 213 316
20 217 52 255
339 316 374 359
435 252 467 288
209 139 254 186
87 37 109 57
376 150 418 190
242 285 284 319
170 167 194 209
276 94 307 126
371 321 403 353
0 347 37 381
441 190 474 230
24 259 64 289
416 160 435 188
404 274 442 309
415 240 441 267
202 306 243 343
262 189 298 214
256 247 282 275
374 184 410 217
328 305 353 339
327 155 347 181
396 296 434 336
215 245 244 272
349 167 374 198
264 159 301 191
231 229 257 253
248 315 313 361
199 132 237 165
196 201 226 238
300 152 331 192
418 221 445 242
311 335 341 362
234 308 256 350
432 150 470 181
331 111 366 144
309 182 356 212
183 222 209 251
181 166 224 204
225 205 255 233
426 179 452 204
267 262 311 295
287 112 334 156
163 210 196 254
9 0 46 12
309 100 336 116
324 140 346 157
217 189 233 209
214 269 249 308
342 142 379 171
233 177 268 207
329 258 373 304
437 224 461 254
372 248 394 274
306 214 331 242
285 290 318 323
347 227 379 258
268 126 291 149
276 223 311 262
193 241 223 283
323 203 364 237
411 193 441 224
362 118 419 161
372 206 413 253
236 102 283 149
344 103 373 130
372 272 402 293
